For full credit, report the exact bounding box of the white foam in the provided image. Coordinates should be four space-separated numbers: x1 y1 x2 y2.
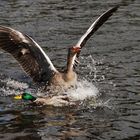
66 80 99 101
4 78 28 90
0 78 29 96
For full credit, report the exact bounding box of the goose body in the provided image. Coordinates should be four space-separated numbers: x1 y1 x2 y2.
0 6 119 106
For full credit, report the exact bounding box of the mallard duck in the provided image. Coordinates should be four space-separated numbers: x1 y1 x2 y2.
14 92 75 106
0 6 119 106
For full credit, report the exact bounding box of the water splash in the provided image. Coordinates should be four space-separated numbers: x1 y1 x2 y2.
0 77 29 96
79 55 105 83
84 98 113 109
66 79 99 101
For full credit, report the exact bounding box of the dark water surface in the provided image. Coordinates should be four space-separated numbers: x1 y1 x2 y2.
0 0 140 140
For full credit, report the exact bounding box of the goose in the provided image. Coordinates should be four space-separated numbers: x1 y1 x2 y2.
0 6 119 106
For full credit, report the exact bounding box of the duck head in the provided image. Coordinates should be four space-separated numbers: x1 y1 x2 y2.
14 92 36 102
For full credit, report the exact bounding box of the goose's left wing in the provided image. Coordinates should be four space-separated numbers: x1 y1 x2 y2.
0 26 58 83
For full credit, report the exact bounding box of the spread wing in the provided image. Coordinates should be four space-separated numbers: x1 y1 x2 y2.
0 26 58 83
76 5 119 49
72 5 119 67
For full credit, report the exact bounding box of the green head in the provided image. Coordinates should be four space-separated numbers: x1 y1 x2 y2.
14 92 36 102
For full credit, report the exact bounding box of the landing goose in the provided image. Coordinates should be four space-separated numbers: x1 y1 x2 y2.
0 6 119 105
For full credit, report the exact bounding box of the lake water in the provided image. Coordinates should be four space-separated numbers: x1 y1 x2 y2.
0 0 140 140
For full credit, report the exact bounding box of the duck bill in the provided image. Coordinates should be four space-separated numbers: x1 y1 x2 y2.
14 95 22 100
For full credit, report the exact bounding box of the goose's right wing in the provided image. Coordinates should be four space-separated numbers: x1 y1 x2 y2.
0 26 58 83
75 5 119 57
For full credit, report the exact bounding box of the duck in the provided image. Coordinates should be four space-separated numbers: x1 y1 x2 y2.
0 6 119 106
14 92 76 106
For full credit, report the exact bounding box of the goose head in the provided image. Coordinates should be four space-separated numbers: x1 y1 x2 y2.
68 46 81 56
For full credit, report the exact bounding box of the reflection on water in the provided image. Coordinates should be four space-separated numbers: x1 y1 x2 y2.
0 0 140 140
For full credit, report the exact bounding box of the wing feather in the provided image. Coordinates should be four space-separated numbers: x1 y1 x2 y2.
0 26 58 83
